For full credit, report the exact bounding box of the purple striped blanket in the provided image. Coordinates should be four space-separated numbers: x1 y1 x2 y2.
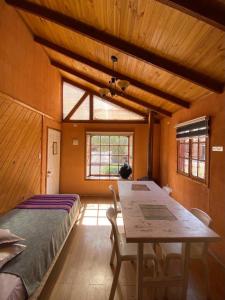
16 194 80 213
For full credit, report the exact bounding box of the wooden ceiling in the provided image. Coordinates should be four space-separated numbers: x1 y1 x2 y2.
6 0 225 118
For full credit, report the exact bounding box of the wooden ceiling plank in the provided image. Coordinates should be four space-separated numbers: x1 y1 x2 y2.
52 60 172 117
6 0 224 93
34 35 190 108
64 91 89 121
156 0 225 32
62 77 148 119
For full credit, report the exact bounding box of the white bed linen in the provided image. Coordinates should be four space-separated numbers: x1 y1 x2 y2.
0 274 26 300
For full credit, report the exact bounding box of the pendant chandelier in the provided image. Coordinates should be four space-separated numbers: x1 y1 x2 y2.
99 55 129 97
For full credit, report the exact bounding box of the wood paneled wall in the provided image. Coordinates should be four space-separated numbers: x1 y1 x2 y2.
0 92 42 214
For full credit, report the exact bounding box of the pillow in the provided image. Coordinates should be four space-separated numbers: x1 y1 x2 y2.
0 244 26 269
0 229 25 245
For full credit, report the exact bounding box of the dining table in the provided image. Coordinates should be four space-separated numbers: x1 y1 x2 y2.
117 180 220 300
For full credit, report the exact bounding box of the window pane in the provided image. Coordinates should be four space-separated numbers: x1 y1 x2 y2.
63 82 85 119
110 136 119 145
91 155 100 164
178 158 184 172
119 156 129 164
119 146 128 155
110 165 119 175
101 145 109 153
70 97 90 120
91 145 100 154
100 165 109 175
199 143 206 160
120 136 128 145
179 142 189 158
110 146 119 155
111 156 119 164
184 159 189 174
101 155 110 163
91 136 100 145
191 160 198 177
198 161 205 179
101 136 109 145
199 137 206 142
93 96 144 120
91 165 99 175
192 143 198 159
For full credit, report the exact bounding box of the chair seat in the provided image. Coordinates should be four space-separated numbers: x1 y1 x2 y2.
119 235 156 260
160 242 204 259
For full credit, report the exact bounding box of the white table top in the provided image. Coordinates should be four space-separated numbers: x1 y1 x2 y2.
118 181 219 243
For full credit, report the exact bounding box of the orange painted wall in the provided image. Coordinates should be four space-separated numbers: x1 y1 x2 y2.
60 123 149 195
0 2 62 208
160 92 225 265
0 1 61 121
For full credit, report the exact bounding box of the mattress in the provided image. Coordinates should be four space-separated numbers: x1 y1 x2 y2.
0 194 81 300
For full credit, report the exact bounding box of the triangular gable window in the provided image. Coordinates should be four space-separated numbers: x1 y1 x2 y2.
93 96 144 121
62 81 146 122
63 82 86 119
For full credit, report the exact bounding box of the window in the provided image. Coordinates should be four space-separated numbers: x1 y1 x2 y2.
176 117 209 183
62 81 146 122
86 132 133 180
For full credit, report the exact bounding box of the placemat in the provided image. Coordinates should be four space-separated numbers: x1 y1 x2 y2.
139 204 177 220
132 184 150 191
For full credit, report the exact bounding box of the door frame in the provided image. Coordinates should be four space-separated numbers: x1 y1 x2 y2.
45 127 62 194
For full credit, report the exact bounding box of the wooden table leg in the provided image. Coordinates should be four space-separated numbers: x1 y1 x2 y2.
181 242 191 300
136 242 144 300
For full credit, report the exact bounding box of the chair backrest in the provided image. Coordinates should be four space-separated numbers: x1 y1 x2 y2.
106 207 121 258
190 208 212 227
190 208 212 258
108 185 119 213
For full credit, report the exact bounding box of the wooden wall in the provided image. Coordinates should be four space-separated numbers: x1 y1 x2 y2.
0 92 42 214
160 91 225 266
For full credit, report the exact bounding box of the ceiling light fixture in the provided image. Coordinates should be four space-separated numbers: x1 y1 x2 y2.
99 56 129 97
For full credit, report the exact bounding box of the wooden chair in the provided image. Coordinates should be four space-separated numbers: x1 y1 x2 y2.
159 208 212 298
108 185 121 240
106 207 158 300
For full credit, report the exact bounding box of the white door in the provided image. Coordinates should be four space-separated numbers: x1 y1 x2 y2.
46 128 61 194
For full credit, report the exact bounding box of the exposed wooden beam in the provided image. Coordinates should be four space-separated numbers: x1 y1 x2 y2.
52 60 172 117
5 0 224 93
62 77 149 119
34 35 190 108
156 0 225 32
64 91 89 120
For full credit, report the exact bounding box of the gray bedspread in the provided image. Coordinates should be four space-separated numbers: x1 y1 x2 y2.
0 198 80 297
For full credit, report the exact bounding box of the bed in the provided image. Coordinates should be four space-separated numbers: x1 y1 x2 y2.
0 194 81 300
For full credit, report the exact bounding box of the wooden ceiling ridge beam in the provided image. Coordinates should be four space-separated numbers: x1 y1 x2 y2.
62 77 148 119
51 60 172 117
34 35 190 109
156 0 225 32
6 0 224 93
